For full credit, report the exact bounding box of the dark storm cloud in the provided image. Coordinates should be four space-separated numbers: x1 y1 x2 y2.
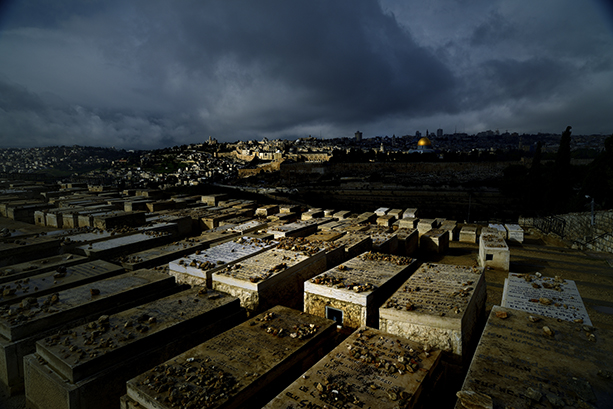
0 0 612 148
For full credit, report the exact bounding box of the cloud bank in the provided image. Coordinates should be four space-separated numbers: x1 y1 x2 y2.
0 0 612 148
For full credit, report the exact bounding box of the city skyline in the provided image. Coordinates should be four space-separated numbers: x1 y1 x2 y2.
1 0 612 150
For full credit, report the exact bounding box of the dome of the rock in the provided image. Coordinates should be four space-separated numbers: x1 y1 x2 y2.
417 137 432 147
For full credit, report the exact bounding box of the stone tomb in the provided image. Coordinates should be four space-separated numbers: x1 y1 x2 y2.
168 236 277 287
0 260 124 309
479 233 510 271
417 219 437 237
255 204 280 217
305 231 347 268
0 270 174 395
505 223 524 243
488 223 508 240
419 229 450 255
122 306 337 409
374 207 390 216
265 327 442 409
456 306 613 409
25 287 244 409
459 225 478 243
501 273 592 325
0 254 87 284
267 219 319 239
212 238 329 315
117 238 212 271
0 235 63 267
395 228 419 256
379 263 486 364
73 230 175 260
440 220 459 241
368 228 398 254
332 232 372 260
399 217 418 229
304 252 417 329
228 220 268 235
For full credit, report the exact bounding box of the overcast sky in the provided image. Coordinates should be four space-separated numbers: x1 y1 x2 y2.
1 0 612 149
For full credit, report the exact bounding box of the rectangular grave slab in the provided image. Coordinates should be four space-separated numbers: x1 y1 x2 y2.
377 215 396 227
301 209 324 220
479 233 509 271
505 223 524 243
212 240 328 315
399 217 418 229
396 228 419 256
501 273 592 325
0 260 124 309
332 232 372 260
456 306 613 409
280 204 301 214
440 220 459 241
264 327 442 409
305 252 417 329
374 207 390 216
73 231 175 260
123 305 337 409
24 287 244 409
255 205 280 217
488 223 508 240
403 208 418 219
417 219 437 237
0 254 87 284
354 212 376 224
268 220 319 239
267 212 298 223
420 229 450 255
229 220 267 235
169 236 277 287
0 236 63 267
459 225 478 243
332 210 351 220
118 238 212 271
379 263 486 365
370 229 398 254
388 208 404 220
0 270 175 395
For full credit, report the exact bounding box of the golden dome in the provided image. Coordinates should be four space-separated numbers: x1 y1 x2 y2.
417 137 432 147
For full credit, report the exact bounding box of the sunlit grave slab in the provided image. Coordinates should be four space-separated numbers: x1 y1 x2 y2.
264 327 442 409
501 273 592 325
121 306 337 409
305 252 417 329
379 263 486 365
455 306 613 409
0 269 175 395
479 232 510 271
459 225 478 243
505 223 524 243
169 236 277 287
24 287 243 409
212 238 330 315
